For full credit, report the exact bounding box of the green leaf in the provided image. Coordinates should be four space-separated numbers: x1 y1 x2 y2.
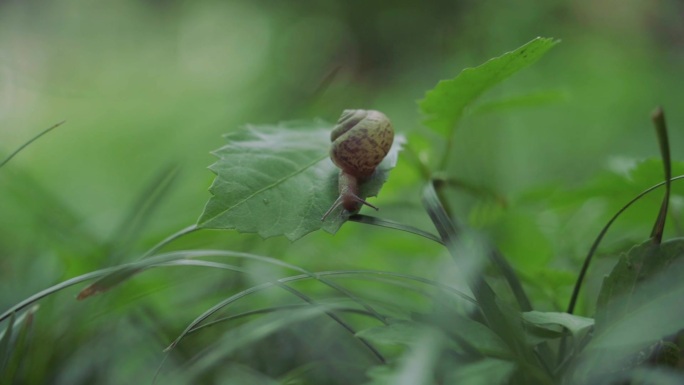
356 320 427 347
418 37 558 136
595 238 684 332
523 311 594 337
197 120 404 241
162 306 336 383
357 316 512 358
444 358 516 385
522 311 593 348
382 330 443 385
571 258 684 383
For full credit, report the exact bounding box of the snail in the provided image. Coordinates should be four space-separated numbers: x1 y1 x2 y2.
321 109 394 221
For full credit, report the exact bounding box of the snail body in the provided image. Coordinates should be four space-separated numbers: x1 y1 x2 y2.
321 109 394 221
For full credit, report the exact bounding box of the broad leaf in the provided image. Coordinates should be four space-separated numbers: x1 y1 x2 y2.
418 37 558 136
595 238 684 331
522 311 594 337
356 320 427 347
198 120 404 241
445 358 516 385
522 311 593 348
570 258 684 383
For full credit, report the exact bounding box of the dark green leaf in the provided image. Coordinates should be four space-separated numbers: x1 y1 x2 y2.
356 320 428 347
445 358 516 385
523 311 594 337
198 120 404 241
571 258 684 383
522 311 593 348
595 238 684 331
163 307 337 383
418 37 558 136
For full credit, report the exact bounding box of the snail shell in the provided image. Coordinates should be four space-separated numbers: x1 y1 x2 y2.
330 109 394 179
321 109 394 221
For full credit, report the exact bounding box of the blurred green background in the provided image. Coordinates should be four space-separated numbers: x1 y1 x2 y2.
1 0 683 383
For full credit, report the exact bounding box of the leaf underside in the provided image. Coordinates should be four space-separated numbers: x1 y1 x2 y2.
198 120 404 241
418 37 559 136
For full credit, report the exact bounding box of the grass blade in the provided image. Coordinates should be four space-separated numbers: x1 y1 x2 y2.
567 174 684 315
349 214 443 244
650 107 671 244
0 121 65 169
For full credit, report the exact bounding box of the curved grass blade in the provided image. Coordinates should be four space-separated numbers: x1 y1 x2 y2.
349 214 443 244
164 267 476 350
94 247 390 329
164 275 387 364
165 306 347 382
0 120 65 169
650 107 671 244
1 305 37 383
0 267 124 322
566 174 684 315
138 224 199 260
2 250 251 320
187 305 383 335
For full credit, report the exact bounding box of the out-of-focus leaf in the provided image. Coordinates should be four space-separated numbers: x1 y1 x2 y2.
418 37 558 136
627 367 684 385
522 311 593 348
165 306 339 382
218 364 279 385
528 159 684 213
523 311 593 337
444 358 516 385
384 330 443 385
569 258 684 384
595 238 684 331
356 320 427 347
418 313 513 357
197 120 404 241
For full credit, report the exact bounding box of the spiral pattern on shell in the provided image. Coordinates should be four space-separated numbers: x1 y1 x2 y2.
329 109 394 179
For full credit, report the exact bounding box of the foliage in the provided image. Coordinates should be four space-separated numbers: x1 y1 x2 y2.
197 120 404 240
2 22 684 385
